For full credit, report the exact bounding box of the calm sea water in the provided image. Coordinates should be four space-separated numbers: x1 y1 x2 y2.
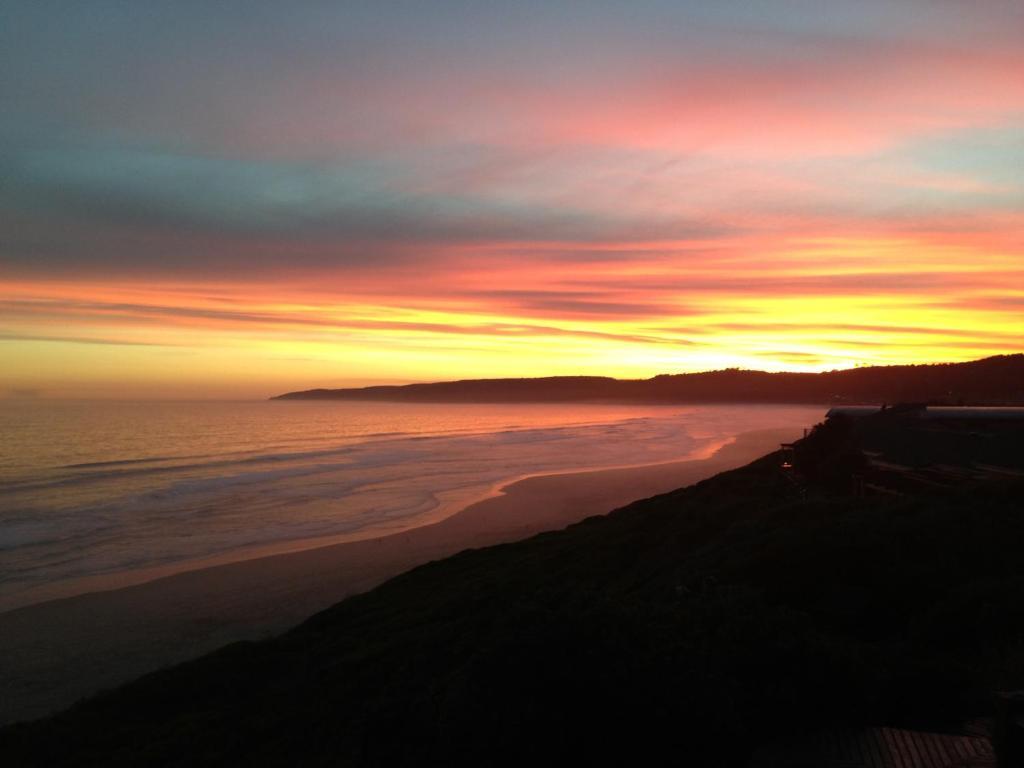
0 400 824 611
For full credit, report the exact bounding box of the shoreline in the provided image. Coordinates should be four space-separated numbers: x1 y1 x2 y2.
0 426 800 726
0 434 735 616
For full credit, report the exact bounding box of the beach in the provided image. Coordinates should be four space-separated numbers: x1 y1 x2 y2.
0 427 797 725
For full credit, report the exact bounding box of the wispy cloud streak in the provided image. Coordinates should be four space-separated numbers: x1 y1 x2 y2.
1 1 1022 395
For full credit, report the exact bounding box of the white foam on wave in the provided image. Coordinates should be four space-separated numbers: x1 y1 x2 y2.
0 402 825 611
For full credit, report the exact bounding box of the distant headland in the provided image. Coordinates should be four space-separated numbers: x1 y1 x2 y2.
272 354 1024 405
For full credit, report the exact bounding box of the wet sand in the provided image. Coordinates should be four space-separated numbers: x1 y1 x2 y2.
0 427 797 725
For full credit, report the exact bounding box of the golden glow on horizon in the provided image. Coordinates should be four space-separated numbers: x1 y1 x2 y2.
3 234 1022 399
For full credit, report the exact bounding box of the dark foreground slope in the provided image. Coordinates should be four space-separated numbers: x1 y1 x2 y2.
274 353 1024 404
3 416 1024 767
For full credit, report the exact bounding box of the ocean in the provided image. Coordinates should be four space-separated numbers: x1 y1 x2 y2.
0 400 824 612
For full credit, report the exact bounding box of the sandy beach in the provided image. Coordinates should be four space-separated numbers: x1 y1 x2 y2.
0 427 797 725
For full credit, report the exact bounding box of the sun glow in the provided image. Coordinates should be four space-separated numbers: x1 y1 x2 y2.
3 230 1021 398
3 1 1023 397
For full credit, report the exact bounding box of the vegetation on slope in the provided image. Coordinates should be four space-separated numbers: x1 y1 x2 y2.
3 415 1024 766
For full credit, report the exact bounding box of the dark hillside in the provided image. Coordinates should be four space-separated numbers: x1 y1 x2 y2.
3 414 1024 766
274 354 1024 405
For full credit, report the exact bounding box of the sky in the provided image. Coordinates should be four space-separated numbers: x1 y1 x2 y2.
2 0 1023 398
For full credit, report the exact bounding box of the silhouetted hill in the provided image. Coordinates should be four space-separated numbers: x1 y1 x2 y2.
4 411 1024 766
273 354 1024 405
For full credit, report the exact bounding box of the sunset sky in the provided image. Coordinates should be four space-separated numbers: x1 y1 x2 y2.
2 1 1023 398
